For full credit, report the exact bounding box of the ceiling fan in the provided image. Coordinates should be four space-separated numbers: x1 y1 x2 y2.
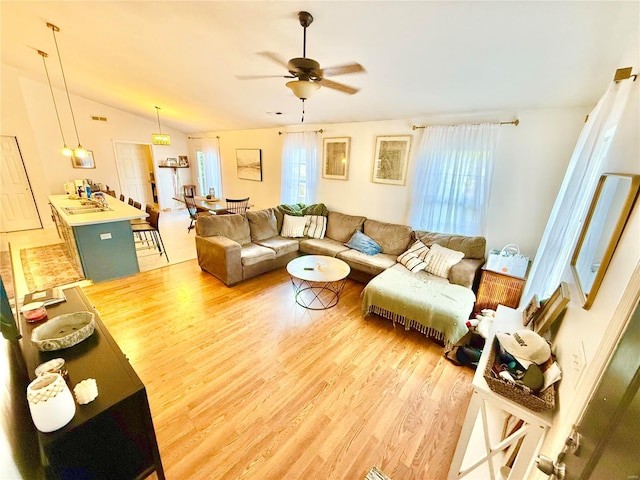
237 11 365 119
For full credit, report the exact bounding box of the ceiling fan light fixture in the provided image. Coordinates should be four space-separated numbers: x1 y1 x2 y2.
286 79 320 100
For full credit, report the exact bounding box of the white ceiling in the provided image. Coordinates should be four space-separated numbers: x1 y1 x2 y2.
2 1 638 133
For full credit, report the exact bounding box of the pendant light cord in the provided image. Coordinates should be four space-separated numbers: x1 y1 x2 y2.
155 106 163 133
39 51 67 147
50 25 81 145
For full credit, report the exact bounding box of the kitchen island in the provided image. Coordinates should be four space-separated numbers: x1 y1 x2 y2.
49 194 148 282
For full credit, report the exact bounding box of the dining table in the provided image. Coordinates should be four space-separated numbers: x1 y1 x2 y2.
174 196 255 214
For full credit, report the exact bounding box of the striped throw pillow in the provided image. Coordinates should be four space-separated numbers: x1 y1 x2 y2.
423 243 464 278
303 215 327 239
397 240 430 272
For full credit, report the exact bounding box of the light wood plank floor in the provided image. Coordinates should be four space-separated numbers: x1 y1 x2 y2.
82 260 474 480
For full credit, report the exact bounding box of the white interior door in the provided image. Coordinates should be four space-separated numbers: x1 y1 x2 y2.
0 135 42 232
114 142 153 205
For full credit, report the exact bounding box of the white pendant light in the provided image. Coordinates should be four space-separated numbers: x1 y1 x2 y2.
152 106 171 145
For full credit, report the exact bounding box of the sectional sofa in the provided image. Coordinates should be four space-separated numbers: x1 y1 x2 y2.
195 206 486 347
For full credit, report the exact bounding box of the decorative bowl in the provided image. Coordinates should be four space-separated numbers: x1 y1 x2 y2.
31 311 95 351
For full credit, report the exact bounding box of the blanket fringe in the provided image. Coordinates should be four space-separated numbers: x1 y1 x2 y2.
367 305 452 350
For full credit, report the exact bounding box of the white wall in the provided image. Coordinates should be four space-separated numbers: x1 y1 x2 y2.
190 107 588 258
532 81 640 477
1 64 191 224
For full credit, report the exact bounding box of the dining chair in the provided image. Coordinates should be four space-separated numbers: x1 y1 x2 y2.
132 208 168 262
119 194 125 202
133 200 142 210
183 184 197 197
184 194 211 232
225 197 250 214
128 198 134 206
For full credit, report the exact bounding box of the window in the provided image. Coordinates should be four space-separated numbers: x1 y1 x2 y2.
409 123 500 236
281 132 318 204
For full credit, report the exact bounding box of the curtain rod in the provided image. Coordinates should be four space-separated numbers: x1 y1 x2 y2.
187 135 220 139
412 119 519 130
278 129 324 135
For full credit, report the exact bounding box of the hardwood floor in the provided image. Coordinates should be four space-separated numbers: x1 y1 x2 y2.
82 260 474 480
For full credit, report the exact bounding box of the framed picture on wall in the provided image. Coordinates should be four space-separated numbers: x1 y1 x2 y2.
236 149 262 181
322 137 350 180
534 282 570 335
371 135 411 185
71 150 95 169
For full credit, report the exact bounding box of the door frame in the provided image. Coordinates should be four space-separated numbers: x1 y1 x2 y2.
0 135 42 232
112 140 158 207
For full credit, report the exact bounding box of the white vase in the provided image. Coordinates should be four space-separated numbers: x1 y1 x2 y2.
26 372 76 433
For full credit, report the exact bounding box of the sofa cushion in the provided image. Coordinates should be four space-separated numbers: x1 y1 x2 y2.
299 238 350 257
254 236 299 257
364 219 413 255
325 211 366 243
345 230 383 255
240 243 276 267
247 208 278 241
336 250 397 276
196 213 251 246
304 215 327 239
415 231 486 259
423 243 465 278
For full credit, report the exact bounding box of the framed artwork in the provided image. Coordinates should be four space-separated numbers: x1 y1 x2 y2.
71 150 95 169
372 135 412 185
236 149 262 181
534 282 570 335
178 155 189 167
522 294 540 326
322 137 350 180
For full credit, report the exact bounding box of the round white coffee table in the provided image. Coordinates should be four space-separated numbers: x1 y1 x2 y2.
286 255 351 310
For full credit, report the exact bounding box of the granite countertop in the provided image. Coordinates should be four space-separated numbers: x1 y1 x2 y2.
48 194 148 227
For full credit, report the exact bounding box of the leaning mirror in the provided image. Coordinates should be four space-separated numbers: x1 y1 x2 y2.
571 173 640 309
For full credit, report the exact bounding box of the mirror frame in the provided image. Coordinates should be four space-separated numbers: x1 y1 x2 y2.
571 173 640 309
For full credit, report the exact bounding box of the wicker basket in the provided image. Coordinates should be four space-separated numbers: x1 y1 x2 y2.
483 339 555 412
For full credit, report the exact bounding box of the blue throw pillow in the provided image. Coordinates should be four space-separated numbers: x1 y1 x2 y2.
345 230 382 256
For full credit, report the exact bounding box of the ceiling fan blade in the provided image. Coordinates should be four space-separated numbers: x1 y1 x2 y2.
235 74 294 80
257 51 289 69
317 78 360 95
320 62 365 77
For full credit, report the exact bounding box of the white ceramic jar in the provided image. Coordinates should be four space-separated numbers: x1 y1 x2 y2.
26 372 76 433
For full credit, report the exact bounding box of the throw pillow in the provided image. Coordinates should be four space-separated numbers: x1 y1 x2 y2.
423 243 465 278
281 214 308 238
304 215 327 239
397 251 428 273
397 240 430 272
345 230 382 256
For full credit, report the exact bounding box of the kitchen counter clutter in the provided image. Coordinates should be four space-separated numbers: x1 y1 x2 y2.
48 194 146 226
48 195 146 282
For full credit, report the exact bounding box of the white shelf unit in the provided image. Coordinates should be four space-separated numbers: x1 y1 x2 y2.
448 305 554 480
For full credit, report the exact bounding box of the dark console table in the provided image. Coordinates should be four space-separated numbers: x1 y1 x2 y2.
17 287 164 480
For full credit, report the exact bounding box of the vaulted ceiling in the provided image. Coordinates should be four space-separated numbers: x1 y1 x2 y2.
2 1 638 133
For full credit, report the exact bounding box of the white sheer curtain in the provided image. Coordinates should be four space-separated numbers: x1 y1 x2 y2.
200 137 223 198
522 80 633 303
408 123 500 236
280 131 318 204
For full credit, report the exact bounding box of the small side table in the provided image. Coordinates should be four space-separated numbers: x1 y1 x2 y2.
448 306 553 480
287 255 350 309
475 269 527 311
